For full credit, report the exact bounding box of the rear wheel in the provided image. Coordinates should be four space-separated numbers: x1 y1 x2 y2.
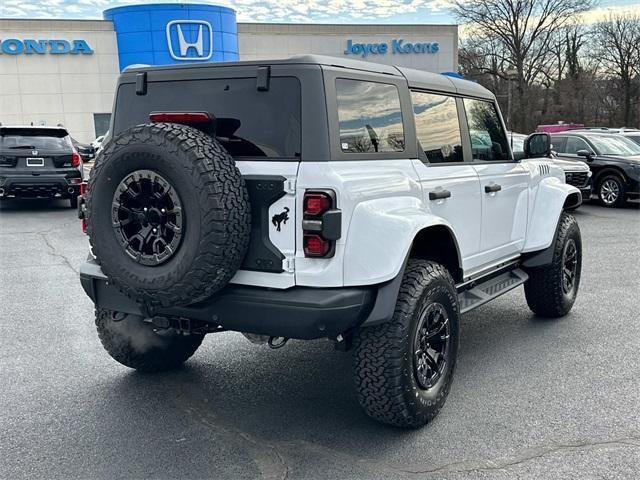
95 308 204 372
598 174 626 207
524 212 582 318
353 260 459 428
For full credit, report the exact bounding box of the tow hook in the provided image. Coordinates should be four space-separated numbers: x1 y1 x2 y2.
268 336 288 349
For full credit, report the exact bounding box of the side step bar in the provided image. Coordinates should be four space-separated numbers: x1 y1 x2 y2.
458 268 528 314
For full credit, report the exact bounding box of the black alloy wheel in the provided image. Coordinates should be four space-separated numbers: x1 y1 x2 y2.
413 302 451 390
112 169 183 266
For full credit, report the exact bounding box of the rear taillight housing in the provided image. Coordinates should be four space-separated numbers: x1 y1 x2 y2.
301 190 341 258
71 152 81 167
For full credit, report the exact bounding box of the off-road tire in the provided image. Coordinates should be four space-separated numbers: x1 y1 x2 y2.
69 195 78 209
85 123 250 308
524 212 582 318
598 173 627 208
95 308 204 372
353 260 460 428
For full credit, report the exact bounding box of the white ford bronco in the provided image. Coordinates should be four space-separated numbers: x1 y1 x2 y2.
79 55 583 428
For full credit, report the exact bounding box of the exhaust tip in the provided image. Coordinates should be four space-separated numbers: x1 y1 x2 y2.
68 187 75 194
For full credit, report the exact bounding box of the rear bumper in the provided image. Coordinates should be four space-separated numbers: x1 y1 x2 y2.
80 260 378 340
0 172 81 198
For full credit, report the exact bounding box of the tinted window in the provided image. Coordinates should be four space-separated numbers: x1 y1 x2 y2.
336 79 404 153
564 137 591 154
625 135 640 146
589 135 640 155
551 136 567 152
411 91 463 163
114 77 301 158
463 99 510 161
0 128 72 151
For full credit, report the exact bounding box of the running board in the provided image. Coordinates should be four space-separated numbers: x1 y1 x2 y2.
458 268 528 314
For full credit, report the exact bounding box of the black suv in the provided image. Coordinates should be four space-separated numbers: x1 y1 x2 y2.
0 126 83 208
551 131 640 207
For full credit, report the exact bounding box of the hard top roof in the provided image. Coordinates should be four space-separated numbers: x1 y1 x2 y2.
124 54 494 100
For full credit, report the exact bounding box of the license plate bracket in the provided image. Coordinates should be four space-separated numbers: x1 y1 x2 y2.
26 157 45 167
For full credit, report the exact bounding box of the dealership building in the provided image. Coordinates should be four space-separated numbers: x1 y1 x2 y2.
0 3 458 143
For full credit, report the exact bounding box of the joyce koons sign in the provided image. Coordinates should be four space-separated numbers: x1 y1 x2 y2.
343 39 439 57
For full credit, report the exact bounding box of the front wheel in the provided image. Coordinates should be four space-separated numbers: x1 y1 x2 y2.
598 174 627 208
353 260 460 428
95 309 204 372
524 212 582 318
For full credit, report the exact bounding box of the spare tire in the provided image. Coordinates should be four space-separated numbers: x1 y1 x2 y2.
85 123 250 308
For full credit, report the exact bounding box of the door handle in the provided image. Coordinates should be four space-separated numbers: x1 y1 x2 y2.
429 189 452 200
485 184 502 193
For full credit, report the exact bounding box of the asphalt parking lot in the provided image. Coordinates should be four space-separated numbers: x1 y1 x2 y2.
1 198 639 480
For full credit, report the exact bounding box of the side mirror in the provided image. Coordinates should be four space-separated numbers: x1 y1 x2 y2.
524 132 551 158
576 149 593 161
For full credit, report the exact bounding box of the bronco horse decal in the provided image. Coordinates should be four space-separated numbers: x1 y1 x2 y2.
271 207 290 232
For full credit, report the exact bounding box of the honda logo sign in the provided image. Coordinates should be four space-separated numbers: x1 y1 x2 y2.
165 20 213 61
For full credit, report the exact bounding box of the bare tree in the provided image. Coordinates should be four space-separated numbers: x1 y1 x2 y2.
453 0 594 131
593 14 640 126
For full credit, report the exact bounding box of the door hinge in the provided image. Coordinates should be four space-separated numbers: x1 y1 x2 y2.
283 257 295 273
285 178 296 195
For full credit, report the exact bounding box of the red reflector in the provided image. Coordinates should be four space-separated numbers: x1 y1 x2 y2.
149 112 211 124
304 234 330 257
80 182 88 196
304 193 332 216
71 152 81 167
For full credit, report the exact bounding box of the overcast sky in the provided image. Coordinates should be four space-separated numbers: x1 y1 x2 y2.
0 0 638 24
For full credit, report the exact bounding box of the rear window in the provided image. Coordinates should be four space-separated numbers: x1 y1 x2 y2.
0 128 72 151
114 77 301 159
336 79 405 154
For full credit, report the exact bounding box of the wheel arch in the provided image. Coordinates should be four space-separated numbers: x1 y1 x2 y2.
409 224 463 284
592 166 628 187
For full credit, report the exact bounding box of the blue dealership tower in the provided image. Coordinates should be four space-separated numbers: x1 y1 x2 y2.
103 3 239 71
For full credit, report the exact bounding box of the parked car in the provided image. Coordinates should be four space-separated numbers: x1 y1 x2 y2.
551 131 640 207
79 55 583 428
511 132 592 204
0 125 83 207
91 135 105 150
71 137 96 162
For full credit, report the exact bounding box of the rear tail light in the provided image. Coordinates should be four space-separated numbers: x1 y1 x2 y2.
71 152 81 167
304 192 332 216
80 182 88 196
304 234 330 257
301 190 341 258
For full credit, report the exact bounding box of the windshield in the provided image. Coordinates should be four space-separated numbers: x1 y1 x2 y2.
0 128 72 151
589 135 640 156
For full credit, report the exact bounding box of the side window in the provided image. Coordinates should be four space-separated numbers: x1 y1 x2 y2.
551 136 567 153
565 137 590 155
463 99 510 161
336 79 405 153
411 91 463 163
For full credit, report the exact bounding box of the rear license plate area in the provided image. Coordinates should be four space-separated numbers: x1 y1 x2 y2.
26 157 44 167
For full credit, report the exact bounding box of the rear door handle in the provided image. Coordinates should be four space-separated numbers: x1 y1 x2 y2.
485 184 502 193
429 189 452 200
